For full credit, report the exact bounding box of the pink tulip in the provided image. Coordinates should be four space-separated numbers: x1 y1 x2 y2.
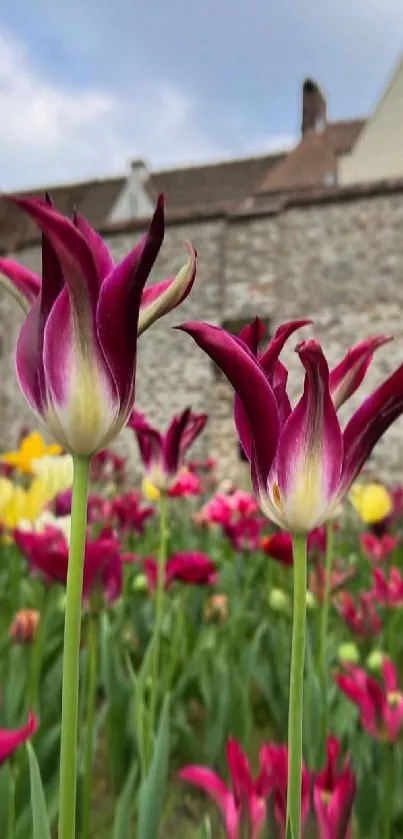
179 738 271 839
335 659 403 741
313 737 356 839
0 711 38 764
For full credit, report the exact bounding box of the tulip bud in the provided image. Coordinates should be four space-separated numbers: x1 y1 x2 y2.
133 573 148 593
9 609 40 644
305 591 317 610
204 594 229 623
338 642 360 665
366 649 385 671
268 587 291 615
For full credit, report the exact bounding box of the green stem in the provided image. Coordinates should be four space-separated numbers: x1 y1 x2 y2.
286 534 307 839
7 768 15 839
29 586 49 712
81 613 99 839
318 522 334 745
380 743 394 839
58 455 90 839
148 492 169 764
165 594 186 692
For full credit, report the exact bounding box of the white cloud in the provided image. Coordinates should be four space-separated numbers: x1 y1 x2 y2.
0 31 239 190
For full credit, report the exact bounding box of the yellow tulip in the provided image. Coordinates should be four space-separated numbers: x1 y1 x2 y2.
142 477 161 502
0 478 51 529
350 482 392 524
2 432 61 474
31 454 73 497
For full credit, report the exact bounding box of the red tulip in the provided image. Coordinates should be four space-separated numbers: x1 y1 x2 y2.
179 738 271 839
335 659 403 741
313 737 356 839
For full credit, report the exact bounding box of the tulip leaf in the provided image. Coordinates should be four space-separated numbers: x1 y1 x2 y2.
113 761 137 839
136 695 170 839
26 741 51 839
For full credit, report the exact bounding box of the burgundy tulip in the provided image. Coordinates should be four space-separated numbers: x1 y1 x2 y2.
360 532 398 563
372 566 403 608
109 491 154 534
179 318 403 532
336 591 382 637
335 659 403 741
128 408 207 492
179 738 271 839
14 526 122 604
144 551 217 591
0 195 196 454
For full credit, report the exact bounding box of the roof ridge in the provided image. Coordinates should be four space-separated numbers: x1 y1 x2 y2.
5 173 126 197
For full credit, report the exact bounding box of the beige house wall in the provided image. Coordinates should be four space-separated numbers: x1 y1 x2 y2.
340 56 403 185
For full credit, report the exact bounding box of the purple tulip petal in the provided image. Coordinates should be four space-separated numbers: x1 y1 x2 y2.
179 322 280 486
341 361 403 493
163 409 192 475
179 412 208 456
138 242 197 336
275 340 343 532
234 320 306 464
330 335 393 410
74 211 115 281
5 195 99 305
43 288 120 453
0 258 41 306
15 225 66 415
238 317 267 355
96 195 165 409
259 319 312 373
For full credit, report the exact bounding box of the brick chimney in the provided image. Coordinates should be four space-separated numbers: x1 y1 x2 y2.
302 78 327 135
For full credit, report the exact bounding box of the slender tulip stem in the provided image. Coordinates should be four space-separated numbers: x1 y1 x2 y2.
81 612 99 839
58 455 90 839
380 742 394 839
7 768 15 839
29 586 49 712
318 522 334 744
286 534 307 839
148 492 169 764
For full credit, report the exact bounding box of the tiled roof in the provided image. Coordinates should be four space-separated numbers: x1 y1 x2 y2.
256 119 365 193
0 118 367 252
146 152 286 211
0 177 125 253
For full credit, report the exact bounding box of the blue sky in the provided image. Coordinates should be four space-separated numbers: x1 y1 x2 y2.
1 0 402 189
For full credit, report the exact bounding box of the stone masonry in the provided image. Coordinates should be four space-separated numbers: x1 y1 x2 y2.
2 190 403 484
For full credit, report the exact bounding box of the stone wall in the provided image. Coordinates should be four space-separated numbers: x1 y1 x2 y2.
2 192 403 484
